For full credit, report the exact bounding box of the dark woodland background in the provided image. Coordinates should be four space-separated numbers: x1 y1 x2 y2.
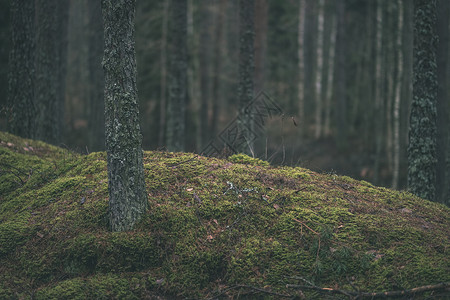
0 0 449 202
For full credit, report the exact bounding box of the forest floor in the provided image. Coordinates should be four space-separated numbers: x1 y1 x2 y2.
0 131 449 299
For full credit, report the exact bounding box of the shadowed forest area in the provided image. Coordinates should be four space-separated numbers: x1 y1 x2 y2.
0 0 449 205
1 1 449 297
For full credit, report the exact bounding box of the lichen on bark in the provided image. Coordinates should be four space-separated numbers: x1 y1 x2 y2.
102 0 148 232
407 0 438 202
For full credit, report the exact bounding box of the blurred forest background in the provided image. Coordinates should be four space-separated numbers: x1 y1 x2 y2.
0 0 449 200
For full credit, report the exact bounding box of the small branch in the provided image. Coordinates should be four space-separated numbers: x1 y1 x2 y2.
293 218 319 235
167 155 198 168
286 281 450 299
207 284 291 299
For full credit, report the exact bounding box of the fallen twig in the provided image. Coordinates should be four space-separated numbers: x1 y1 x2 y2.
207 284 291 299
286 281 450 299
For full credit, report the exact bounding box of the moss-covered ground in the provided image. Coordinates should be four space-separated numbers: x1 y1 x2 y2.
0 131 449 299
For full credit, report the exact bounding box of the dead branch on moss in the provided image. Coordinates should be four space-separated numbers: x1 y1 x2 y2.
286 281 450 299
207 284 292 299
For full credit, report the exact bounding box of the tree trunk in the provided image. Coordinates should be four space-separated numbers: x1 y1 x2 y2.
186 0 201 152
158 0 169 148
324 9 336 137
392 0 403 189
436 0 449 205
87 0 105 152
166 0 187 152
238 0 255 154
254 0 268 94
199 1 212 148
314 0 325 139
211 0 226 138
7 0 35 139
373 0 384 183
35 0 69 145
335 0 347 150
102 0 148 232
297 0 306 136
407 0 438 201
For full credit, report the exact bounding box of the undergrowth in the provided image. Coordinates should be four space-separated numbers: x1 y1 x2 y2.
0 131 449 299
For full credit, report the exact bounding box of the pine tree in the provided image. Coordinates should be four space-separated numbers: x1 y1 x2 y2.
238 0 255 154
7 0 35 139
166 0 187 152
407 0 438 201
102 0 148 231
87 0 105 152
34 0 69 144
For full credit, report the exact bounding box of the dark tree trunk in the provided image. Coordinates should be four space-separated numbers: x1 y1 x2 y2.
166 0 187 152
87 0 105 152
238 0 255 154
102 0 148 232
7 0 35 139
211 0 226 138
335 0 347 150
34 0 69 145
407 0 438 201
199 1 212 148
436 0 449 205
254 0 268 94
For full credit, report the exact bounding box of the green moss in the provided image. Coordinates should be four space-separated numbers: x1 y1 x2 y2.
0 219 31 257
228 153 270 166
0 132 449 298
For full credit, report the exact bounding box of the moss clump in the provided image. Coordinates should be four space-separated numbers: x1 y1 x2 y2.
228 153 270 166
0 132 449 299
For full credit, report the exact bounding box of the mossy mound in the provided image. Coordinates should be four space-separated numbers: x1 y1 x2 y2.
0 131 449 299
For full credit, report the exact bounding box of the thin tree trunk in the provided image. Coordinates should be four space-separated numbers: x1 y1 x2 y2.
314 0 325 139
373 0 384 183
166 0 187 152
87 0 105 152
199 2 212 148
102 0 148 232
297 0 306 136
254 0 268 94
211 0 226 138
335 0 347 150
158 0 169 147
186 0 201 152
238 0 255 154
408 0 438 201
386 2 395 174
35 0 69 145
7 0 35 139
392 0 403 189
324 12 336 137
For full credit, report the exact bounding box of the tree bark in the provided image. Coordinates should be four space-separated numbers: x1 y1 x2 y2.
35 0 69 145
407 0 438 201
102 0 148 232
297 0 306 136
324 6 336 137
254 0 268 94
211 0 226 138
7 0 35 139
87 0 105 152
314 0 325 139
166 0 187 152
238 0 255 154
392 0 403 189
335 0 347 150
158 0 169 148
436 0 449 205
373 0 384 183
